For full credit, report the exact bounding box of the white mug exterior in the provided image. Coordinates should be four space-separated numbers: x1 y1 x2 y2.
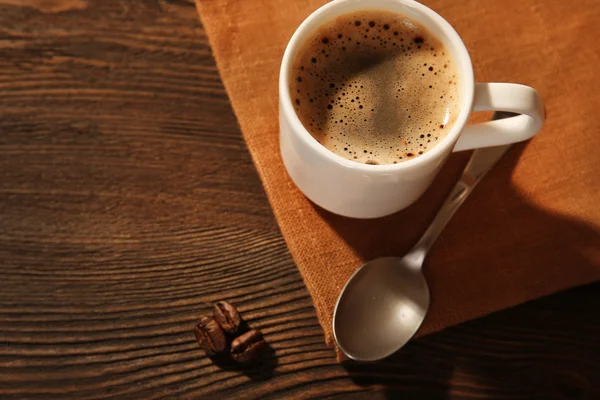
279 0 544 219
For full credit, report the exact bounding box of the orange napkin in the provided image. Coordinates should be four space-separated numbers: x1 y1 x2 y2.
194 0 600 353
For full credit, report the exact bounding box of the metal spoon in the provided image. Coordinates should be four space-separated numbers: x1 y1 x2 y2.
333 143 513 361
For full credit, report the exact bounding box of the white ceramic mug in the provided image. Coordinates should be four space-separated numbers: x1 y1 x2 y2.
279 0 544 219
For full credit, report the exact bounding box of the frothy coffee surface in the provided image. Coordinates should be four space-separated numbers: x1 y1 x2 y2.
290 10 460 165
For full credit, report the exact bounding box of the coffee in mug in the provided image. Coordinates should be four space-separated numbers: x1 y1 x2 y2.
280 0 544 218
290 10 460 165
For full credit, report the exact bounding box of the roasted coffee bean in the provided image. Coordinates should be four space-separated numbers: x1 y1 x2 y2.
213 301 242 335
194 316 227 356
230 329 267 363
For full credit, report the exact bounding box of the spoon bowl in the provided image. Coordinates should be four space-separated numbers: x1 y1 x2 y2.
333 257 430 361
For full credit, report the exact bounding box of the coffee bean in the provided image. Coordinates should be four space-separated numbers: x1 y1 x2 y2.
194 316 227 356
213 301 242 335
230 329 267 363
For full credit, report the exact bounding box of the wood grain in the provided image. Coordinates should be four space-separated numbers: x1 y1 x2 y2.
0 0 598 398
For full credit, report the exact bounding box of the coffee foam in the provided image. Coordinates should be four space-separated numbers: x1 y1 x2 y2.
290 10 460 165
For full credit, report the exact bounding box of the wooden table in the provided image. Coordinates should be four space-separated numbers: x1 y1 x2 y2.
1 1 598 398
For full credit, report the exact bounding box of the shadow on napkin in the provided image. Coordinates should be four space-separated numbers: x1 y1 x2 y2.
316 144 599 276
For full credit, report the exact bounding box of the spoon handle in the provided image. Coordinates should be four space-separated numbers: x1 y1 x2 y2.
410 143 513 262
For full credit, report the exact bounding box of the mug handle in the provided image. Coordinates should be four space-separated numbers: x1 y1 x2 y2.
453 83 545 152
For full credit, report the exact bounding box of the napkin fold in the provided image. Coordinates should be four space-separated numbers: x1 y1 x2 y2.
195 0 600 353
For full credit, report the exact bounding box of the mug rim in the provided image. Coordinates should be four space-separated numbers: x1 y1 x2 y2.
279 0 475 172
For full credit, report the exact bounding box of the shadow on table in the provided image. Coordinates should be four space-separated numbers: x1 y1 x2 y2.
341 282 599 399
210 342 277 381
341 335 457 399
